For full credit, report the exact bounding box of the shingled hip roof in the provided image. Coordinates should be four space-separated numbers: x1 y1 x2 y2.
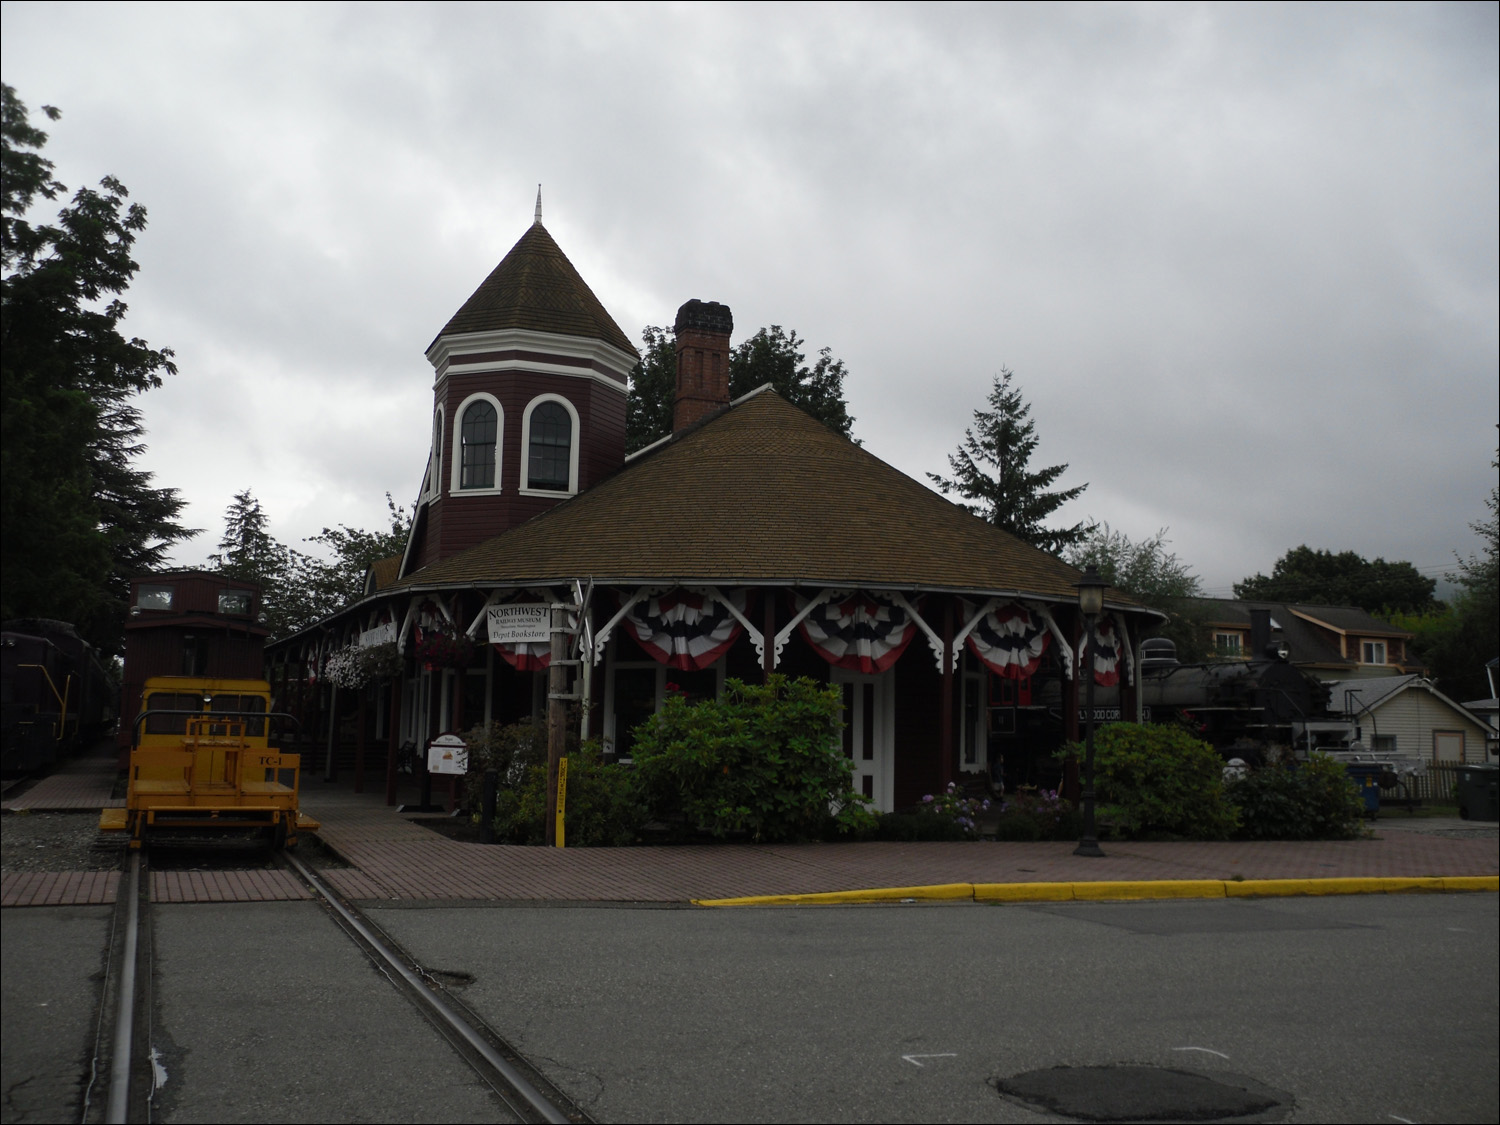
431 222 636 355
392 390 1138 607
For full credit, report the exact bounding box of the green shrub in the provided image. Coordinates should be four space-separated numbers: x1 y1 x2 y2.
491 740 646 846
1226 754 1365 840
1063 723 1239 840
461 719 546 811
630 675 869 842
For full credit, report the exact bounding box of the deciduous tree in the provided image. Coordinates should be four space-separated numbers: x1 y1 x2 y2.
626 323 856 452
1233 546 1437 615
1065 523 1210 660
929 368 1090 554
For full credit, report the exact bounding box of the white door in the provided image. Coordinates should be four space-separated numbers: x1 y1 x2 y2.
832 667 895 812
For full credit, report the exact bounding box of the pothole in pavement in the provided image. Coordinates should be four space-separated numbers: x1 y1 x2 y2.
994 1065 1293 1122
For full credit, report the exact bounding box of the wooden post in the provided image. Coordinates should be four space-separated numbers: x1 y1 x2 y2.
354 684 367 793
762 590 775 682
385 677 401 806
324 682 338 782
939 597 955 789
545 602 568 847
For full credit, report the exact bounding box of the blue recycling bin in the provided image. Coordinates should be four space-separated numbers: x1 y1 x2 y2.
1344 763 1383 819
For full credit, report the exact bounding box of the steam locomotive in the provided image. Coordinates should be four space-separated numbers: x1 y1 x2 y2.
1138 609 1357 764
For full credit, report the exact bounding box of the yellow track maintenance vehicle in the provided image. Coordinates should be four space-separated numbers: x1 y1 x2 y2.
100 676 318 850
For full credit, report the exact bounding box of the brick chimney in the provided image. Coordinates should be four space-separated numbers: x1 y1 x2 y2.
673 299 733 432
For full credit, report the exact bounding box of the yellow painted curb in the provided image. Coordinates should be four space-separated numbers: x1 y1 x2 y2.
694 875 1499 907
694 883 974 907
974 882 1076 902
1072 879 1227 901
1441 876 1500 893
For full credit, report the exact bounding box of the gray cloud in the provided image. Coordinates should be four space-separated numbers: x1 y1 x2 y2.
3 1 1494 593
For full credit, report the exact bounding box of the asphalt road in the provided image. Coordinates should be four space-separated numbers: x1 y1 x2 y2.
1 906 112 1124
369 893 1499 1124
5 892 1495 1123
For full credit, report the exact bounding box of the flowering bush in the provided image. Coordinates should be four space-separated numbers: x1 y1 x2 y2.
916 782 990 840
994 788 1078 841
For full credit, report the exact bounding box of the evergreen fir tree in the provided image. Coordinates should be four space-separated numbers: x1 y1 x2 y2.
929 368 1090 553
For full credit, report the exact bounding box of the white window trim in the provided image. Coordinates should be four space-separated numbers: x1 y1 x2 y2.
602 654 725 759
425 406 446 500
450 392 505 495
519 393 581 496
1361 640 1387 665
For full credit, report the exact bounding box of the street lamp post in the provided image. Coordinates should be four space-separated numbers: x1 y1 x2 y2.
1074 565 1106 858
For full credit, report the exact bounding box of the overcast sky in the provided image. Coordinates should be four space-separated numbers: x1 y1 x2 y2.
3 2 1495 597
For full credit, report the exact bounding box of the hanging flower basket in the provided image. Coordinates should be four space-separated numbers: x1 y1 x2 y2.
358 641 405 682
415 630 477 669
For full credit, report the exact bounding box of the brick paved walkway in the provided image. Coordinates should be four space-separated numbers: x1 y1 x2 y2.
1 871 119 907
4 767 1494 907
1 744 121 811
299 778 1500 905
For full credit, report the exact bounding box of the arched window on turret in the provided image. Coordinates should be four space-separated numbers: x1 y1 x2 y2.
452 393 503 493
425 406 445 499
521 394 579 494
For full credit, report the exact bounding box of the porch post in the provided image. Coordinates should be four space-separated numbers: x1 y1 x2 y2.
762 589 776 681
939 597 955 788
385 675 401 806
354 684 367 793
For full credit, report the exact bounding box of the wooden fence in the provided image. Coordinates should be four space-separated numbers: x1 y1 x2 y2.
1380 761 1462 805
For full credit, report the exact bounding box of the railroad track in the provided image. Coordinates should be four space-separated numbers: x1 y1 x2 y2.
88 846 585 1124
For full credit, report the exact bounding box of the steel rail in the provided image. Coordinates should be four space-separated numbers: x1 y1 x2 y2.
283 853 573 1125
104 853 141 1125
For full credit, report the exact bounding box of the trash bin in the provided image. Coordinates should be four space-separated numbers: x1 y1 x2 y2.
1455 763 1500 821
1344 763 1383 819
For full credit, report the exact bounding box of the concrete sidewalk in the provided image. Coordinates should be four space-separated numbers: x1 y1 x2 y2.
297 774 1500 906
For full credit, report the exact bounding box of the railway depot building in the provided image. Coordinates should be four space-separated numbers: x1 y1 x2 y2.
268 214 1159 810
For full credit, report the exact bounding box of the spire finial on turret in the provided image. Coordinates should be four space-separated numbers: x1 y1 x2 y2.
534 185 542 225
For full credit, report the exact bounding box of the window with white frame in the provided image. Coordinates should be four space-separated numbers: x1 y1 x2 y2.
426 407 445 498
521 395 579 494
1214 632 1243 657
604 658 722 760
1361 640 1386 665
452 393 503 492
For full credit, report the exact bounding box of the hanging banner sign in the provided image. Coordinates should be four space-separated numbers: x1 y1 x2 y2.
964 601 1050 679
358 621 397 648
798 592 916 674
487 603 550 645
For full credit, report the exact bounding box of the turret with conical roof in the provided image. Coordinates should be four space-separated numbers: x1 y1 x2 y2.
404 208 638 575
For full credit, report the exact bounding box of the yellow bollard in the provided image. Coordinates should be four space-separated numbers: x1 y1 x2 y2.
555 757 568 848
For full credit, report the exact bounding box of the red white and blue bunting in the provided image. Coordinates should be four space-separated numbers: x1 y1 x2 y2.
1078 615 1127 686
623 588 746 671
797 592 918 674
962 601 1051 679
